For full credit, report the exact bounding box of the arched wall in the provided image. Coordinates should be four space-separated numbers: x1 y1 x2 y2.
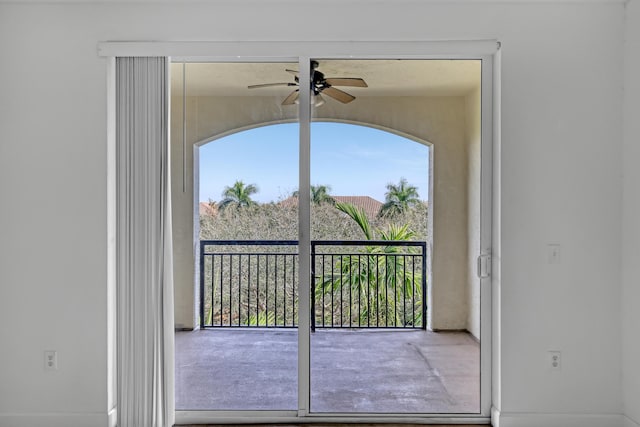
196 118 433 150
171 94 480 334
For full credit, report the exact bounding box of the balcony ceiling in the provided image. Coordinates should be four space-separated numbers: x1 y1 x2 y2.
171 60 481 97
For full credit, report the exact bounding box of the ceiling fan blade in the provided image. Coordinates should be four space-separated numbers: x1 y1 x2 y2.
248 82 297 89
321 86 356 104
282 90 299 105
324 78 368 88
285 69 299 75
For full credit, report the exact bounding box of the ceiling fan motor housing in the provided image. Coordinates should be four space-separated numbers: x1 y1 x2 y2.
248 60 366 105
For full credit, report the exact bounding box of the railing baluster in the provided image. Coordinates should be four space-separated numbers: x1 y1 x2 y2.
421 243 427 330
385 255 389 327
358 255 361 328
403 255 407 326
412 254 416 326
275 254 278 327
393 254 397 327
366 254 370 328
215 254 219 326
284 255 295 325
238 254 242 326
200 243 205 328
289 253 292 327
282 254 286 327
376 255 380 327
293 254 297 327
279 253 282 326
214 255 218 326
348 254 352 327
256 255 260 326
310 243 315 332
339 255 343 327
321 254 325 328
218 255 222 326
265 253 269 327
284 254 288 327
228 255 232 327
247 255 251 327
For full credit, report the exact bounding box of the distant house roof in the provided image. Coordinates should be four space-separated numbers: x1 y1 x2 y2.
333 196 383 219
279 195 383 219
199 202 217 216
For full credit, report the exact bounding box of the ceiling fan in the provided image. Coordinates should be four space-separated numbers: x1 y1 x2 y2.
248 60 368 106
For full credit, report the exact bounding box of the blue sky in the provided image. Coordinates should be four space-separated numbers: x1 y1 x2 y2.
199 122 429 203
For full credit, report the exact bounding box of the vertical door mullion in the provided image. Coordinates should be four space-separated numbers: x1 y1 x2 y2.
297 57 312 418
480 54 494 417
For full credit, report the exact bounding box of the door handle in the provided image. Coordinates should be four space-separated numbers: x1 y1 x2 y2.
477 253 491 279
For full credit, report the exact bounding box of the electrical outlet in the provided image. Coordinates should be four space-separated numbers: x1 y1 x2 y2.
549 350 561 370
44 351 58 371
547 244 561 264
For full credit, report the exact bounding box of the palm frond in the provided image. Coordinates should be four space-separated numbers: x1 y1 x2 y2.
219 180 259 210
379 177 421 217
335 201 373 240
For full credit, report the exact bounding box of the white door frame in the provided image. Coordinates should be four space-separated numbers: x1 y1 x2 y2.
101 40 499 425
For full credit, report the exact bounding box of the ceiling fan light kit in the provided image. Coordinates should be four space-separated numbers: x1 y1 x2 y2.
295 93 326 107
248 60 367 106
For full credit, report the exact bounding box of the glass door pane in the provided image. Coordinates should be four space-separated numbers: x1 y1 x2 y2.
308 59 481 413
170 57 485 417
172 62 299 411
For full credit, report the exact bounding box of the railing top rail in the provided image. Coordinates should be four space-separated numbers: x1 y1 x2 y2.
201 239 299 246
201 239 426 248
311 240 426 248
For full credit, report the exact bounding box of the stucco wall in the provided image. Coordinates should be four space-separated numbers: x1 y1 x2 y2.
466 86 482 340
171 95 295 329
0 1 629 426
171 94 476 331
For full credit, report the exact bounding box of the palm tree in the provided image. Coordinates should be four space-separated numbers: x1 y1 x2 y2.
218 180 259 211
293 184 335 205
314 202 425 327
378 178 421 217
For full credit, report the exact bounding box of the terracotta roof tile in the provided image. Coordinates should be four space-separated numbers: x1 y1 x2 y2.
199 202 218 216
279 195 383 219
332 196 383 219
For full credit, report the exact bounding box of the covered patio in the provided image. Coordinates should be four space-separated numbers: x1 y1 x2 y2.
175 328 479 414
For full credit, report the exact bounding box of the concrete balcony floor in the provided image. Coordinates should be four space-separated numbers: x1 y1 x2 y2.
176 328 479 414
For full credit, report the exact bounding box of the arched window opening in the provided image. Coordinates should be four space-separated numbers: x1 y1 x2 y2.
198 122 430 242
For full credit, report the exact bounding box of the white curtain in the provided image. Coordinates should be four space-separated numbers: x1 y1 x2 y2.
115 57 175 427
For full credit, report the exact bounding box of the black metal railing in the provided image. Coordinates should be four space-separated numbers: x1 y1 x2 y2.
199 240 299 328
311 240 427 330
199 240 427 330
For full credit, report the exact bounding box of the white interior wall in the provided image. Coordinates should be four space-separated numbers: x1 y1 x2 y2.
0 1 630 426
622 1 640 426
171 94 473 332
0 5 110 427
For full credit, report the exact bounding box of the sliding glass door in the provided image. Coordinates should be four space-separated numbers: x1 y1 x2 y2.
173 62 299 412
170 51 492 422
307 59 480 414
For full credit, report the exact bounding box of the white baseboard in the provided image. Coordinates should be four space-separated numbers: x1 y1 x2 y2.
492 408 625 427
108 406 117 427
0 413 108 427
624 415 640 427
491 406 501 427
